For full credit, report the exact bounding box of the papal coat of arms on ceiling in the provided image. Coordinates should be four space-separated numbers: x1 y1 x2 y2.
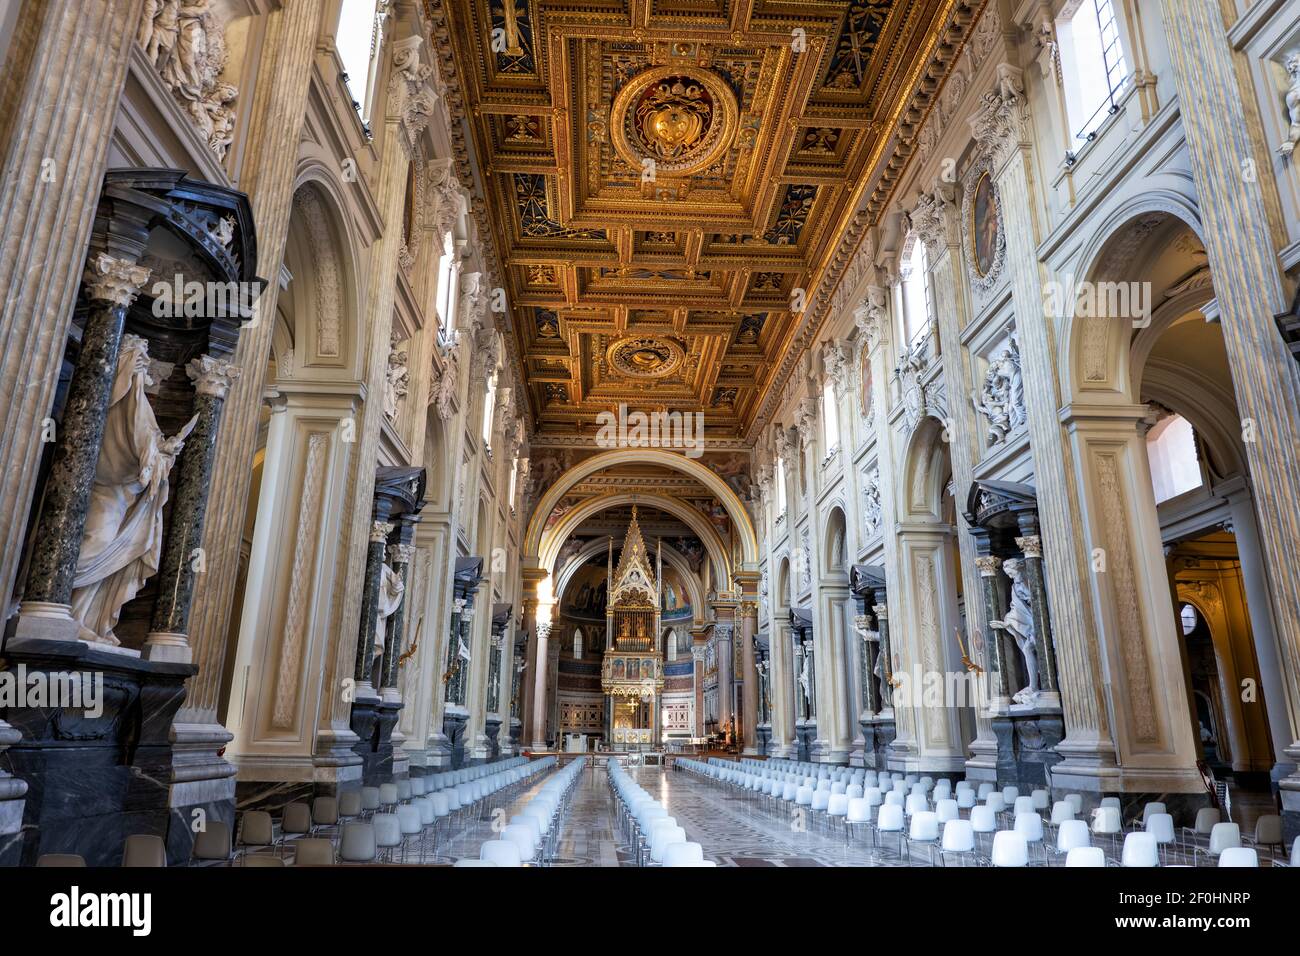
611 66 739 177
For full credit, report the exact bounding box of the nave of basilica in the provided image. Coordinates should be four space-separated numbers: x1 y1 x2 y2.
2 0 1300 888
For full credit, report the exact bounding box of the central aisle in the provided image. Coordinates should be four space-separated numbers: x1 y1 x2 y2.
538 762 916 867
624 764 907 867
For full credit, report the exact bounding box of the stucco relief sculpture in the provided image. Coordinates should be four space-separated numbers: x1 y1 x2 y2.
138 0 239 159
989 557 1038 704
385 334 410 424
862 469 882 536
1278 51 1300 159
972 335 1025 444
70 335 197 645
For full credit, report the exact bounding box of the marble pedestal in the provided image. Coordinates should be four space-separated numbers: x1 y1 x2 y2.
485 718 502 761
794 721 816 763
349 697 404 785
756 724 772 756
1 638 195 866
990 708 1064 791
859 716 897 771
442 712 469 769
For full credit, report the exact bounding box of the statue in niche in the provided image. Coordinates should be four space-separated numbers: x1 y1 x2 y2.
1278 51 1300 159
972 335 1025 444
70 335 197 645
372 562 405 677
798 648 812 708
989 557 1039 704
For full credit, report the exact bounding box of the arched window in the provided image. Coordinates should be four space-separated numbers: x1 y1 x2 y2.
1146 413 1202 503
667 630 677 662
895 237 931 347
573 628 583 660
1056 0 1131 141
1179 603 1199 636
337 0 387 122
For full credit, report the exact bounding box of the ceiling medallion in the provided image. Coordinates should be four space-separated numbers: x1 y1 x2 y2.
607 336 685 379
611 66 738 177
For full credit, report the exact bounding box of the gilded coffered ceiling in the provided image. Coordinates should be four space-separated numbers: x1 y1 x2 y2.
437 0 970 438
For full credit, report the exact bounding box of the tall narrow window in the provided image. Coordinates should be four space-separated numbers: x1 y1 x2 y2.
821 379 839 453
775 455 788 513
435 238 455 342
482 367 498 450
1057 0 1131 141
573 628 583 661
508 457 519 510
337 0 386 121
898 238 930 347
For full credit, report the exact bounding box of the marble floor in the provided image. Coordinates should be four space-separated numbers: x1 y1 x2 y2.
328 762 1287 867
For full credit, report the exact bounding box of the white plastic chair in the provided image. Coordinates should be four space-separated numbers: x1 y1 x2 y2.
991 830 1028 867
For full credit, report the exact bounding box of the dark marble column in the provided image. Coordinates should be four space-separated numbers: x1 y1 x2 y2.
874 601 894 711
353 520 393 699
17 254 151 639
975 553 1012 703
854 612 880 714
450 604 475 707
793 641 808 721
487 638 502 714
804 639 817 719
1015 516 1058 697
378 539 415 696
445 598 465 706
145 355 241 662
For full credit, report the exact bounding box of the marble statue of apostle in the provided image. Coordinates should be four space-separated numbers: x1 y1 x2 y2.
70 334 196 644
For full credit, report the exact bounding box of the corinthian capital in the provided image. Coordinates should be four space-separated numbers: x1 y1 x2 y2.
187 355 242 400
970 64 1028 167
854 285 888 351
83 254 151 308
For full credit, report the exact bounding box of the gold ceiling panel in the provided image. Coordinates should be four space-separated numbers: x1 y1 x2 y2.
441 0 959 436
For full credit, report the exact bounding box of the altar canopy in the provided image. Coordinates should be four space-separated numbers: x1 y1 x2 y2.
601 507 665 746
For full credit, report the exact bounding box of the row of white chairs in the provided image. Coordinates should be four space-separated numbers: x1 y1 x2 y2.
613 761 715 866
335 757 557 864
683 759 1295 867
467 758 586 867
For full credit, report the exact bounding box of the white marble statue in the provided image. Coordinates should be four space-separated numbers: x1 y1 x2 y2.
989 557 1039 704
373 561 406 671
70 335 197 645
1279 52 1300 159
798 648 812 705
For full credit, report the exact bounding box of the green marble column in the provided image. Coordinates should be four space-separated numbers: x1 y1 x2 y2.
1015 524 1058 699
352 521 392 698
145 355 241 662
975 554 1011 703
18 254 151 638
873 601 893 711
378 541 415 695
